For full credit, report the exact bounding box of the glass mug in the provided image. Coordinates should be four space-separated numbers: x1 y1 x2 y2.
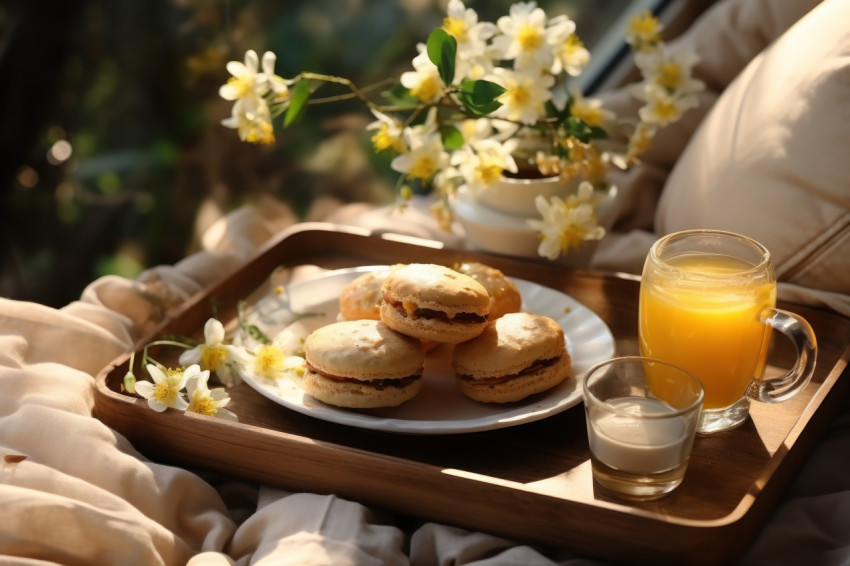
638 229 817 434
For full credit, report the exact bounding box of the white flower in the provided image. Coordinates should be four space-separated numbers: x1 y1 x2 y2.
367 109 407 154
432 165 462 193
253 343 285 380
219 49 266 101
401 48 446 103
234 324 307 385
569 91 616 128
443 0 498 79
634 45 704 95
636 84 699 127
271 326 306 357
527 181 605 260
490 67 554 125
391 129 449 181
260 51 291 102
221 95 275 144
186 370 237 421
218 50 290 144
458 118 518 144
492 2 573 73
443 0 497 59
625 10 662 52
457 118 494 144
454 138 519 190
552 33 590 76
179 318 246 387
458 52 497 82
219 49 289 103
490 118 523 142
134 364 191 412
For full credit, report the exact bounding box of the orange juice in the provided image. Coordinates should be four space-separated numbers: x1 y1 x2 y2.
639 254 776 410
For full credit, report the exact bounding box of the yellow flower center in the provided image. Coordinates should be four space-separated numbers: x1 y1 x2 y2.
656 62 684 91
503 84 531 108
227 76 252 98
442 16 468 42
191 396 219 417
411 76 441 102
653 100 680 123
255 345 284 378
372 125 405 153
152 377 183 406
559 224 587 253
517 24 543 51
243 120 275 144
571 103 603 127
409 156 438 180
628 11 660 45
560 34 584 55
475 162 504 186
200 345 228 372
272 88 289 103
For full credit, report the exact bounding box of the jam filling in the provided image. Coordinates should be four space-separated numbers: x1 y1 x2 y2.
459 356 560 383
306 363 422 390
391 301 487 323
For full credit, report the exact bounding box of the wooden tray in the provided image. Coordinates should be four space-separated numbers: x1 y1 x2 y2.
94 223 850 565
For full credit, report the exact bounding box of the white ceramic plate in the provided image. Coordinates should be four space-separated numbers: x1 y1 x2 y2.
239 266 615 434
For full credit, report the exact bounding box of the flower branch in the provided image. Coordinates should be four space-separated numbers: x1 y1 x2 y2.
218 1 704 259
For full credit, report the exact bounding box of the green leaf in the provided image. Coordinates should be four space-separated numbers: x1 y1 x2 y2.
457 79 506 115
545 99 570 121
440 125 464 151
589 125 609 140
564 116 593 143
284 80 310 127
426 28 457 86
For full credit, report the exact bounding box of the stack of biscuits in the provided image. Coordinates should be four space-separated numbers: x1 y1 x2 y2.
302 262 572 409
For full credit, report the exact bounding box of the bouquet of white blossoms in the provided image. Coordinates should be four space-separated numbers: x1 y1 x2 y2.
219 1 703 260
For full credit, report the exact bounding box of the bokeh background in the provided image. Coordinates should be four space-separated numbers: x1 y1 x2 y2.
0 0 634 308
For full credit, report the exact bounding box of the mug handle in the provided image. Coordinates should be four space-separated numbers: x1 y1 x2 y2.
747 308 818 403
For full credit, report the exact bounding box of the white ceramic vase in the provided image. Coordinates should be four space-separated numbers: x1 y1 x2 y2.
454 175 618 266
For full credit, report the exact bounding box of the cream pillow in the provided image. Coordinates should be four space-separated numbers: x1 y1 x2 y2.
655 0 850 315
591 0 821 275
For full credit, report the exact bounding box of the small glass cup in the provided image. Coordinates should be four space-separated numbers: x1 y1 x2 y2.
583 356 704 500
639 229 818 434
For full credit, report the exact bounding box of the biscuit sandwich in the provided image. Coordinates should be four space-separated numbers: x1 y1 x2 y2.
452 312 572 403
338 267 394 321
380 263 490 344
303 319 425 408
452 261 522 320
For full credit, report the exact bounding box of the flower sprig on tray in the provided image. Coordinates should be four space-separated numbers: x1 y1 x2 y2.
123 298 312 419
122 324 241 421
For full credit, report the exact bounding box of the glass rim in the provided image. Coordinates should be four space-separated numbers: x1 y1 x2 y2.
582 355 705 418
649 229 772 277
